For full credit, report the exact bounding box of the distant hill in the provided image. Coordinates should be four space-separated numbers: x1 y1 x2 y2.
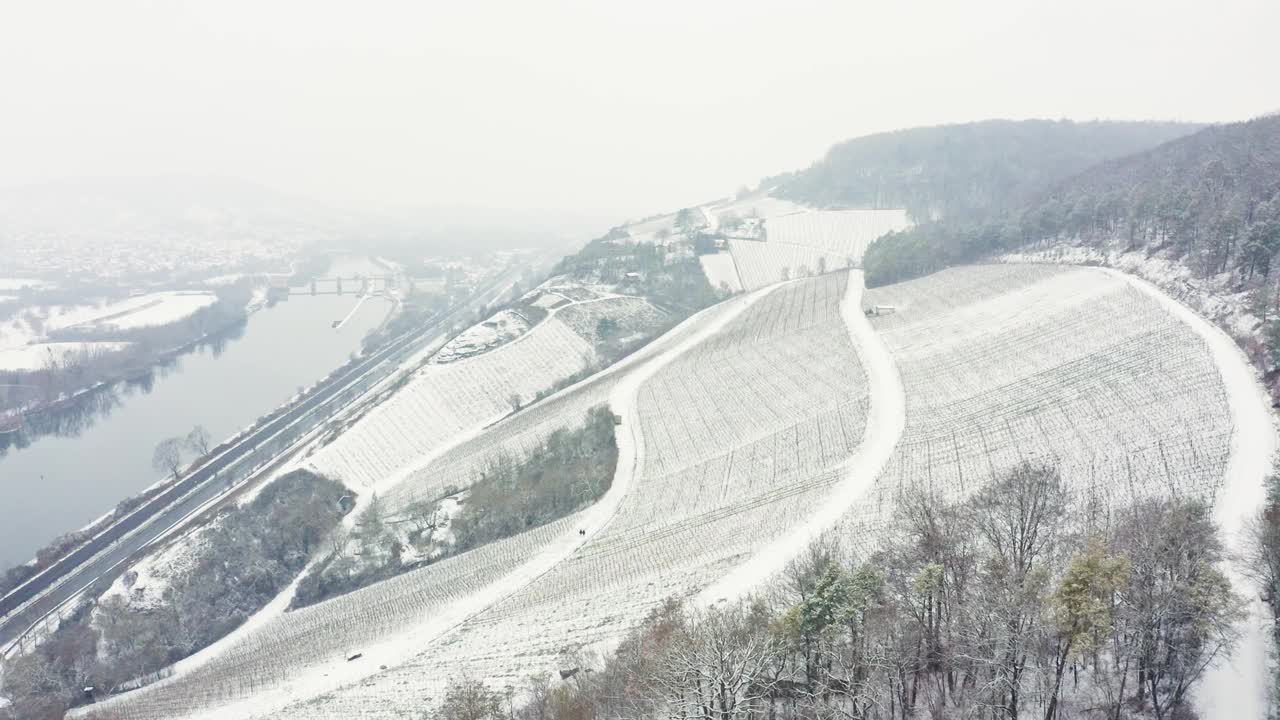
0 176 359 244
769 119 1203 221
862 115 1280 287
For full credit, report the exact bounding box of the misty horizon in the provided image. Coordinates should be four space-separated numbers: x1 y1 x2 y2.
2 0 1276 226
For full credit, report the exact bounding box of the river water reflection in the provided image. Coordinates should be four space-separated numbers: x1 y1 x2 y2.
0 289 391 569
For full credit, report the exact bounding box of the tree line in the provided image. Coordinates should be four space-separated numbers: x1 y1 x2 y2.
766 120 1199 223
553 233 724 314
433 463 1246 720
0 284 254 414
862 116 1280 289
0 470 349 720
292 405 619 608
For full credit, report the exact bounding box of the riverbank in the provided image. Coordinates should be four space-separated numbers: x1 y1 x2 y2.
1 293 402 592
0 290 394 571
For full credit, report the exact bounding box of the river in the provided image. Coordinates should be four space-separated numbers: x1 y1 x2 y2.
0 258 394 569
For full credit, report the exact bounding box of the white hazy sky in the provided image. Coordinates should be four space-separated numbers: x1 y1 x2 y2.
1 0 1276 222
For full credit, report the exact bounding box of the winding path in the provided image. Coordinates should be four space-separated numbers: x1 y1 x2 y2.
102 284 781 720
1110 270 1278 719
697 270 905 602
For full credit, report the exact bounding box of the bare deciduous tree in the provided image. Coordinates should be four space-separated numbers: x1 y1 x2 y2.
437 676 503 720
185 425 211 457
151 437 184 481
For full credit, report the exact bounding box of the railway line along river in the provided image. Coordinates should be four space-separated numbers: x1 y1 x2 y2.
0 259 394 570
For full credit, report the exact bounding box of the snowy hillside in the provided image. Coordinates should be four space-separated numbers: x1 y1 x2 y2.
73 264 1269 720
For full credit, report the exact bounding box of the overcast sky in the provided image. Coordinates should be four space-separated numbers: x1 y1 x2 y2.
1 0 1276 223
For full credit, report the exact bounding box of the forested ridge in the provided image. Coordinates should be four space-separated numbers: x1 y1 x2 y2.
768 120 1200 221
861 115 1280 288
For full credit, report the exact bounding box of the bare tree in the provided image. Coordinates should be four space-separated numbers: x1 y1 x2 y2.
438 676 503 720
968 462 1067 720
185 425 212 457
151 437 184 481
658 601 784 720
1114 498 1245 720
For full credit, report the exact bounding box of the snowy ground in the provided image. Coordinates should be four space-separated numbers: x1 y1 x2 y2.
433 309 532 363
728 239 849 290
1000 246 1280 717
61 291 219 332
764 208 910 258
706 194 807 224
71 264 1264 719
97 527 210 611
0 341 134 371
0 292 218 351
697 271 903 602
697 252 744 293
1112 269 1278 720
0 278 50 292
75 281 774 720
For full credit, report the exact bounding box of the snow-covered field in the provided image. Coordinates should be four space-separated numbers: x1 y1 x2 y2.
0 292 218 353
698 251 744 292
76 281 774 720
839 264 1238 547
622 212 682 244
0 341 134 371
0 291 216 369
764 208 909 257
306 316 597 492
728 238 849 290
380 295 742 515
258 273 875 718
713 206 910 291
74 265 1261 720
705 194 806 224
54 292 218 332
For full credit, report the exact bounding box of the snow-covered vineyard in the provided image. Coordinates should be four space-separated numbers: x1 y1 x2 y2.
716 207 911 291
306 316 596 490
76 263 1270 720
764 208 909 257
727 239 850 290
262 273 873 719
839 265 1235 547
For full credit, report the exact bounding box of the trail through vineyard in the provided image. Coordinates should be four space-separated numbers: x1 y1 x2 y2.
1114 269 1278 719
697 270 905 602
